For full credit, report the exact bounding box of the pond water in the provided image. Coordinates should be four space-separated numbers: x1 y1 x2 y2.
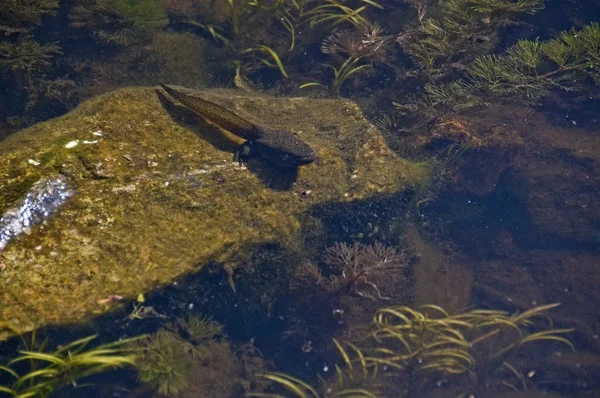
0 0 599 397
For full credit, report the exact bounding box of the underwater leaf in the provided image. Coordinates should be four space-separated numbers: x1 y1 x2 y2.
507 39 543 68
256 372 319 398
0 365 19 379
9 352 66 367
510 303 561 324
299 82 327 89
519 328 575 350
14 368 60 389
0 385 18 395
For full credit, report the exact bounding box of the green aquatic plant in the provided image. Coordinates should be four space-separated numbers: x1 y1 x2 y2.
396 22 600 120
132 329 195 396
0 0 59 34
0 333 142 397
300 0 383 29
248 339 381 397
133 315 225 395
70 0 169 46
241 44 289 77
469 23 600 101
172 315 224 345
365 303 573 395
300 56 370 94
0 38 60 76
399 0 545 78
249 303 573 397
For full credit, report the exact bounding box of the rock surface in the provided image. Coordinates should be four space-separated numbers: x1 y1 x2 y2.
0 87 427 339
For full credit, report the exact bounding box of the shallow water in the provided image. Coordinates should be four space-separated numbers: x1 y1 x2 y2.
0 0 599 397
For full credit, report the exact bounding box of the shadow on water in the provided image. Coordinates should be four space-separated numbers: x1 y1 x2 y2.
156 89 299 191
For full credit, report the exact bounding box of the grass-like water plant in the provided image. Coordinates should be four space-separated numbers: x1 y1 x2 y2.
248 338 381 397
300 0 383 29
241 44 289 77
249 303 573 397
0 333 143 397
300 56 370 93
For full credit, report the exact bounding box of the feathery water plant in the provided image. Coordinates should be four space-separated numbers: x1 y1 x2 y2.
132 315 225 396
396 22 600 118
400 0 545 78
70 0 169 46
0 38 61 75
0 333 143 397
132 329 195 396
0 0 59 34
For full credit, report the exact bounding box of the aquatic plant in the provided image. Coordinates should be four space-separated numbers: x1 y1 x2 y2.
70 0 169 46
321 21 391 64
241 44 289 77
0 38 60 78
0 0 59 34
399 0 545 78
249 303 573 397
469 23 600 102
248 339 381 397
395 22 600 119
133 315 225 395
0 333 142 397
300 56 370 94
133 329 195 395
365 303 573 395
295 242 408 300
172 315 224 345
300 0 383 29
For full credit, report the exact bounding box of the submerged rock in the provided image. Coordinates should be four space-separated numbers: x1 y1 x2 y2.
0 87 428 339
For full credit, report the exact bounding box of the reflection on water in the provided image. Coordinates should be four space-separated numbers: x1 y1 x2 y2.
0 177 72 251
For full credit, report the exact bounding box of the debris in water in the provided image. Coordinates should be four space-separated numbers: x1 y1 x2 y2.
65 140 79 148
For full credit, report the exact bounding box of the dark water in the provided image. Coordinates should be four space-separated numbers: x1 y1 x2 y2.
1 0 599 397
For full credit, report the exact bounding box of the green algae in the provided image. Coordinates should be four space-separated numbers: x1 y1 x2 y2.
0 87 429 340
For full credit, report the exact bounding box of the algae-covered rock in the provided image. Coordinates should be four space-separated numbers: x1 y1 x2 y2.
0 87 428 339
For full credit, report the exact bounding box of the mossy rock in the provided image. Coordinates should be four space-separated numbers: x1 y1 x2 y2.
0 87 429 339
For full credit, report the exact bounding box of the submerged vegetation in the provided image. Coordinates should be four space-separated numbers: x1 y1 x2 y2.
132 315 226 395
397 22 600 121
251 303 574 398
295 241 409 300
1 0 598 131
0 332 142 397
69 0 169 46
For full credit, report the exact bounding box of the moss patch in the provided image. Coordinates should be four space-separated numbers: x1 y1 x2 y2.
0 87 429 339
